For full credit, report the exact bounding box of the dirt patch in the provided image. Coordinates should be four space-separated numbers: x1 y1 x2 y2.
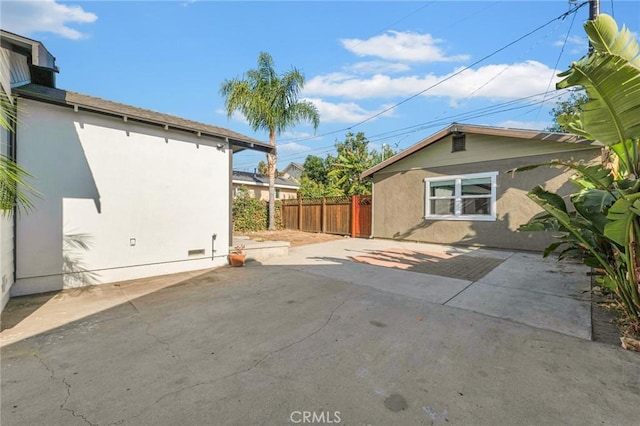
237 230 344 247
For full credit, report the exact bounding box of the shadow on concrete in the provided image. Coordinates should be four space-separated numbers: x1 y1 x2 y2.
0 290 58 332
343 248 505 281
1 259 636 426
0 266 227 346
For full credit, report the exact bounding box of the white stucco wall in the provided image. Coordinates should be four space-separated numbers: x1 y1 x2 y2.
13 99 230 296
0 215 13 309
0 104 14 309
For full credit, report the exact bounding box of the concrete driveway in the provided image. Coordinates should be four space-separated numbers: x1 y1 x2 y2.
1 239 639 425
266 238 592 339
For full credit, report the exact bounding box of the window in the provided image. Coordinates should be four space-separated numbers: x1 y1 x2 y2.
452 134 466 152
424 172 498 221
275 188 281 199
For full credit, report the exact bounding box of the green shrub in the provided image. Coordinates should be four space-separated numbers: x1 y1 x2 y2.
232 187 266 232
232 187 284 232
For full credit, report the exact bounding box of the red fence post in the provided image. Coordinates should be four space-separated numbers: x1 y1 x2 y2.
351 195 357 237
298 197 302 231
321 197 326 234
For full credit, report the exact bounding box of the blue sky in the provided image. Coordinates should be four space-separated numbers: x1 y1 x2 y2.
2 1 639 172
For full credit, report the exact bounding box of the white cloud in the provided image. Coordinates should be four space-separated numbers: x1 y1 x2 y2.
345 61 411 74
341 31 469 63
495 120 552 131
281 130 313 139
304 97 394 123
277 142 311 154
305 61 559 102
215 108 249 125
554 35 588 55
1 0 97 40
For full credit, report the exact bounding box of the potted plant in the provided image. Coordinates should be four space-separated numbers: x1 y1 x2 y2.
228 244 246 267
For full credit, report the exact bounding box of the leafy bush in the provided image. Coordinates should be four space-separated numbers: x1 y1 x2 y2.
232 187 266 232
232 187 284 232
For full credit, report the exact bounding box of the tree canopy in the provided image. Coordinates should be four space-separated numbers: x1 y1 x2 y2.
299 132 397 197
547 90 588 133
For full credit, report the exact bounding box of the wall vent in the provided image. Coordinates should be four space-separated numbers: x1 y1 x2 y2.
188 249 205 256
452 134 466 152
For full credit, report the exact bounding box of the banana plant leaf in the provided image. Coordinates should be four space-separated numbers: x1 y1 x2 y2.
557 14 640 146
604 195 640 247
510 160 614 190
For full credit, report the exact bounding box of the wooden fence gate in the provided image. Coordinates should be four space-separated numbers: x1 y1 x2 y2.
352 195 372 238
282 195 372 238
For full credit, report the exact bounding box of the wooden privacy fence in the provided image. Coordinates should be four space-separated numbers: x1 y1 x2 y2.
281 195 372 238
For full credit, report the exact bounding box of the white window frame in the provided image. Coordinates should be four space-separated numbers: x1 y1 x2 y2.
424 171 498 221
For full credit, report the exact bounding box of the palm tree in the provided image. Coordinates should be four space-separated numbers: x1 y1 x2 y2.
0 92 38 217
220 52 319 230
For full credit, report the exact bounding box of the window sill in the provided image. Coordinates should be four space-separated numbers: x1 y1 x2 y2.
424 215 496 222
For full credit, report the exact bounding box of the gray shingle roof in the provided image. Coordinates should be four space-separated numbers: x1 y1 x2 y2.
13 83 273 153
232 171 299 188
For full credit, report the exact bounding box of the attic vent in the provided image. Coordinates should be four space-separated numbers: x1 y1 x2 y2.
188 249 205 256
452 134 466 152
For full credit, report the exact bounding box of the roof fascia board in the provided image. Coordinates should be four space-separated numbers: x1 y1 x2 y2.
361 124 600 178
361 126 451 178
15 87 273 153
0 30 57 71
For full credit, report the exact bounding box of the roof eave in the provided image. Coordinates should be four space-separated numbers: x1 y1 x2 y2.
13 85 273 154
360 123 600 179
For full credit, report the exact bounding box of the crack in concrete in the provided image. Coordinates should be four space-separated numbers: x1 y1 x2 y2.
112 290 367 425
139 318 199 378
35 354 95 426
253 291 367 369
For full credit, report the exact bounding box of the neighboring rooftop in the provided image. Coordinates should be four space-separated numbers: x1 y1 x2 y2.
282 162 304 181
232 170 300 189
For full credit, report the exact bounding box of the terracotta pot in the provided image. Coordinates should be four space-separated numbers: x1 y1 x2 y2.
228 253 246 267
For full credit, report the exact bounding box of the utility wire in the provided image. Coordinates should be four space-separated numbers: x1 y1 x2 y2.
535 3 579 121
274 0 589 146
347 0 589 129
235 2 589 170
234 90 566 170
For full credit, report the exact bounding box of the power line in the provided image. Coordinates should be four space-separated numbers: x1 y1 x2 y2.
275 1 588 147
342 1 589 129
233 90 567 170
234 3 589 170
536 3 580 121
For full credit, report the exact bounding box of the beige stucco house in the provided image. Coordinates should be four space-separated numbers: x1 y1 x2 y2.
232 171 299 200
361 123 602 252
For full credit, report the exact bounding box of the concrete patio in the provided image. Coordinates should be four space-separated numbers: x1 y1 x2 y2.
1 239 638 425
265 238 592 339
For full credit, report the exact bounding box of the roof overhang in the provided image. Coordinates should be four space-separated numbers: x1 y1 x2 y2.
361 123 601 179
1 29 58 71
13 83 274 154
